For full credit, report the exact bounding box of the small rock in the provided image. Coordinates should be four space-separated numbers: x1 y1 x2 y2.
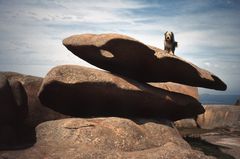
235 98 240 106
174 119 198 128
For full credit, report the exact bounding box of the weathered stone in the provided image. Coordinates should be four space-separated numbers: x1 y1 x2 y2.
63 33 226 90
150 82 199 99
1 72 69 127
197 105 240 129
38 65 204 121
0 118 214 159
174 119 198 128
0 74 18 125
0 74 29 147
9 80 28 122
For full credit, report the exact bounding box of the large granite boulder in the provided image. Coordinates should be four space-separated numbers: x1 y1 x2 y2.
1 72 68 127
197 105 240 129
0 118 214 159
63 33 226 90
0 74 28 147
38 65 204 121
0 72 69 149
235 98 240 106
0 74 18 125
0 74 28 125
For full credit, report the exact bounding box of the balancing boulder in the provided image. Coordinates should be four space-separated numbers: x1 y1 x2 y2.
63 33 226 90
38 65 204 121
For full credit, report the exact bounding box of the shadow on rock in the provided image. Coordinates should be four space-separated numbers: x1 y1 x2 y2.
0 124 36 150
184 136 235 159
38 65 205 121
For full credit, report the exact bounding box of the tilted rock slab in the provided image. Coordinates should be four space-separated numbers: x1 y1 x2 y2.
63 33 227 90
0 118 215 159
150 82 199 100
38 65 204 121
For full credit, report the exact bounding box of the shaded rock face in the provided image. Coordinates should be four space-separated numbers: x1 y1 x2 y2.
197 105 240 129
63 33 226 90
38 65 204 121
150 82 199 100
1 72 68 127
0 118 214 159
0 72 69 150
9 80 28 122
0 74 28 125
0 74 18 125
0 74 28 146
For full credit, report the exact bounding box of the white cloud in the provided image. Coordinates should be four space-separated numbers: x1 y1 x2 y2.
0 0 239 94
204 62 211 67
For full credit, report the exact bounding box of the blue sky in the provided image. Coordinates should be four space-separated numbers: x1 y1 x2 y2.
0 0 239 95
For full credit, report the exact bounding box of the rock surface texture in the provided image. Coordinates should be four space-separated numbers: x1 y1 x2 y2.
38 65 204 121
150 82 199 100
0 118 215 159
0 32 229 158
174 119 198 128
63 33 226 90
1 72 68 127
0 74 29 147
235 98 240 106
0 74 28 125
197 105 240 129
0 72 69 149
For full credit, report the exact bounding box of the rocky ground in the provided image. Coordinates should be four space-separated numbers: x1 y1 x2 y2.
0 118 215 159
176 105 240 159
179 127 240 159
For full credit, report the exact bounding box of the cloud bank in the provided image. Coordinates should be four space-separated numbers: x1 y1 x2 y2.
0 0 239 94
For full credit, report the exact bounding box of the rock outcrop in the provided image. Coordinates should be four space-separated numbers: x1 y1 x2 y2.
0 74 28 125
63 33 226 90
197 105 240 129
0 74 28 147
235 98 240 106
38 65 204 121
0 32 229 158
1 72 68 127
0 118 214 159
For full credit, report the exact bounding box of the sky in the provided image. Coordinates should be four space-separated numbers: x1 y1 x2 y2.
0 0 239 95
